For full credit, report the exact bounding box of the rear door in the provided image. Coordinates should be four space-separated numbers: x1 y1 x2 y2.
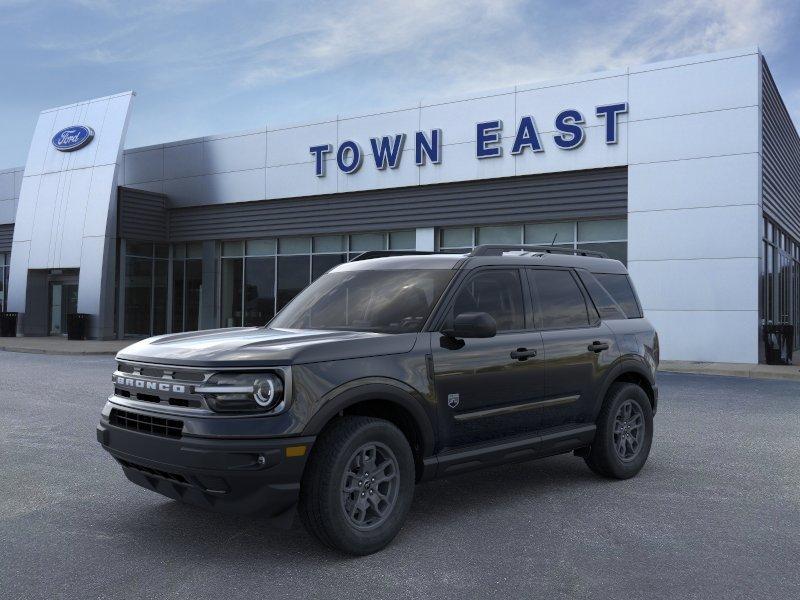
431 267 545 448
526 268 618 429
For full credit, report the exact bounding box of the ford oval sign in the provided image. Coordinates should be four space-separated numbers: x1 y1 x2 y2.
51 125 95 152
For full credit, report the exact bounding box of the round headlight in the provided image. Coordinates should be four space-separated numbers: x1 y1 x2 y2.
202 372 285 412
253 375 284 409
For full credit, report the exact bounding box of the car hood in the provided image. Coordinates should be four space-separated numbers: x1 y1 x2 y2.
116 327 418 367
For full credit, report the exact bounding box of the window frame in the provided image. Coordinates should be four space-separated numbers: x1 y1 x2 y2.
429 266 533 334
122 241 169 338
216 230 416 327
438 219 628 264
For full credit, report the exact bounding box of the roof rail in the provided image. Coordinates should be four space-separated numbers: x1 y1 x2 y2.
349 250 436 262
470 244 608 258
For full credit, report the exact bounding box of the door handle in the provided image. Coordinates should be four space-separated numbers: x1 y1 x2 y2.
510 348 538 361
588 341 609 353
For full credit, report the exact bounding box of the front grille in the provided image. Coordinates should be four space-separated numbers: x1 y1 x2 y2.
117 458 188 484
135 393 161 403
113 361 210 410
109 408 183 439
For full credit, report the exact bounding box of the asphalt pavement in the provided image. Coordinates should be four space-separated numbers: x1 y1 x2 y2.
1 351 798 600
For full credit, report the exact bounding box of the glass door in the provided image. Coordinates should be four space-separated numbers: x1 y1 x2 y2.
49 283 63 335
48 279 79 336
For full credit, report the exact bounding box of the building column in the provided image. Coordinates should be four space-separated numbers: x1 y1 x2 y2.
199 240 217 330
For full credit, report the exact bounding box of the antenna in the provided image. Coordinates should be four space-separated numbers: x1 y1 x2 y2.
550 233 557 246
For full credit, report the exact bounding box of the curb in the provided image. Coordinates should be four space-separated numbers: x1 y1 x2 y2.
659 365 800 382
0 346 119 356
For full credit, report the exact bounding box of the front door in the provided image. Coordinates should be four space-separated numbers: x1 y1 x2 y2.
48 277 78 336
431 268 545 448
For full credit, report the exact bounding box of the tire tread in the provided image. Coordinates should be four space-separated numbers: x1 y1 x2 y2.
298 415 413 555
585 382 653 479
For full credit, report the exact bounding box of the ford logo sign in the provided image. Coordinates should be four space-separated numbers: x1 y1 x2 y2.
51 125 94 152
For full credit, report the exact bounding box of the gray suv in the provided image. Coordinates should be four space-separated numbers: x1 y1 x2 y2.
97 245 658 555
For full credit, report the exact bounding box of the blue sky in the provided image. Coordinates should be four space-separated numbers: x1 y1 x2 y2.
0 0 798 167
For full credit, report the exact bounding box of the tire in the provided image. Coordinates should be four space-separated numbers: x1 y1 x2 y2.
584 382 653 479
298 416 415 555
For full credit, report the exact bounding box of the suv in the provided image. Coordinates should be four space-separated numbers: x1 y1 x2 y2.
97 245 658 555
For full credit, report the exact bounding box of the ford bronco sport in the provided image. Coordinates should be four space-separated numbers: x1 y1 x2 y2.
97 244 658 555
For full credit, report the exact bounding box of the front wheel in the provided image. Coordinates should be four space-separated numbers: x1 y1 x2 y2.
298 416 415 555
584 382 653 479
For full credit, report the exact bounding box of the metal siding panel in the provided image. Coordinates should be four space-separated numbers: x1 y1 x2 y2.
0 223 13 252
167 167 627 242
117 187 168 241
761 59 800 241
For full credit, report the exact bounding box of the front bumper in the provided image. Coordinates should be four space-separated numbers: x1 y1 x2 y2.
97 412 315 517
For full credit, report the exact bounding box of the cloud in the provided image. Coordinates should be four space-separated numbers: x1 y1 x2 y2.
17 0 792 93
231 0 523 88
416 0 791 95
1 0 797 162
220 0 793 103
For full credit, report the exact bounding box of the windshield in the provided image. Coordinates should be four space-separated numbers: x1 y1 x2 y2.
269 269 455 333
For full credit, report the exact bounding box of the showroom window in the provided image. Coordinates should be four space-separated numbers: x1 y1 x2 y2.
123 242 169 337
762 216 800 352
220 230 415 328
0 252 9 311
438 219 628 264
172 242 203 333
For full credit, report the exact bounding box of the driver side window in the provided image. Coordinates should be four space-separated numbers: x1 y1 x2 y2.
447 269 525 332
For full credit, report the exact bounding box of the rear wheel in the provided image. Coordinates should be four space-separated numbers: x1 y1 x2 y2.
298 416 415 555
584 382 653 479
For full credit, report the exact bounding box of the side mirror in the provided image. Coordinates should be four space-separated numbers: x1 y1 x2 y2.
443 312 497 339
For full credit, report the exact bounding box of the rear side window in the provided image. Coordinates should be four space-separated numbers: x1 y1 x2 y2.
577 271 627 320
594 273 643 318
529 269 590 329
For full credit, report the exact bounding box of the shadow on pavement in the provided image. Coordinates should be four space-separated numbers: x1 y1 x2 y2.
106 454 604 561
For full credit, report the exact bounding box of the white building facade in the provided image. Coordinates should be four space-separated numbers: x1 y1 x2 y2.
0 47 798 364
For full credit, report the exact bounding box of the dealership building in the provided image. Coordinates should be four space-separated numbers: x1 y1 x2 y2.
0 47 798 364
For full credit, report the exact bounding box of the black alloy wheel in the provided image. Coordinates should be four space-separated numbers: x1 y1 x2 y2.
584 382 653 479
298 416 415 555
612 399 645 462
340 442 400 530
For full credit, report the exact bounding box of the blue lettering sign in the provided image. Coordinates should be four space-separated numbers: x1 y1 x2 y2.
370 134 405 169
553 109 585 149
476 120 503 158
309 144 332 177
511 116 543 155
596 102 628 144
336 140 363 174
415 129 442 166
309 101 627 176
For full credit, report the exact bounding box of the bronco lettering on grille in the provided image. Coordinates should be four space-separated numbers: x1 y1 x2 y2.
114 376 187 394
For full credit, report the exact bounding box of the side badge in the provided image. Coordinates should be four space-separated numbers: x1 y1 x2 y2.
447 393 460 409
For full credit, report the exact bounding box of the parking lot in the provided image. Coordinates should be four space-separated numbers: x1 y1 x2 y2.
1 350 798 600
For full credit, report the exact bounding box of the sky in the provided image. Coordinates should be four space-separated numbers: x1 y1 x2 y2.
0 0 798 167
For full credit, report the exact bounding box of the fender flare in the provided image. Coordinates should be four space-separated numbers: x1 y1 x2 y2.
593 357 657 420
302 379 436 458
